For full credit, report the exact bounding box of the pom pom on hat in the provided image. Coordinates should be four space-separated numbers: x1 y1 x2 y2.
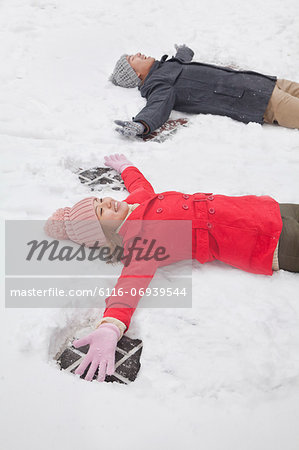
44 208 70 240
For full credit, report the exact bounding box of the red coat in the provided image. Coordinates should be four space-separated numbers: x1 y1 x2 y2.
103 166 282 329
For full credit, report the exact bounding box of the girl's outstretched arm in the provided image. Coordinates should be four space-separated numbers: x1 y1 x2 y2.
105 153 155 194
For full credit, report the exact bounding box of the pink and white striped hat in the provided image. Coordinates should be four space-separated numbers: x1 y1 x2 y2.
44 197 106 247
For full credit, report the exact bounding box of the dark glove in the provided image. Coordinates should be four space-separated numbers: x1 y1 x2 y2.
174 44 187 51
114 120 145 137
174 44 194 63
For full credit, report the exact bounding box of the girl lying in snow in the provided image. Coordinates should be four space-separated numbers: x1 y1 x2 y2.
45 154 299 382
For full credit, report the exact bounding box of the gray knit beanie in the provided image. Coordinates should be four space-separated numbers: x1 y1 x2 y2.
109 54 141 88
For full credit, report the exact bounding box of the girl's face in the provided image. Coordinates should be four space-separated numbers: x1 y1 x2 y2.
94 197 129 232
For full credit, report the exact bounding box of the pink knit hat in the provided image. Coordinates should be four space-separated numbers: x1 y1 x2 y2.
44 197 106 247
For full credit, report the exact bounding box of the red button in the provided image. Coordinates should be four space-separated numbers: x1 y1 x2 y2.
158 195 164 200
207 222 212 229
156 208 163 213
208 195 214 201
209 208 215 214
183 194 189 199
182 204 189 210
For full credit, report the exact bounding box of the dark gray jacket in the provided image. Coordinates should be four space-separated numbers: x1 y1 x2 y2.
133 46 276 134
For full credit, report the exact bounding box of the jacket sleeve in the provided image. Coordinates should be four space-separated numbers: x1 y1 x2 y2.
175 45 194 63
102 253 158 330
121 166 155 194
133 84 176 135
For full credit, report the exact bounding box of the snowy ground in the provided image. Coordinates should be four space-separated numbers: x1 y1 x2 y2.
1 0 299 449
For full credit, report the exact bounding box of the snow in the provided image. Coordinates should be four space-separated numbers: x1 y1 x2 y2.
1 0 299 448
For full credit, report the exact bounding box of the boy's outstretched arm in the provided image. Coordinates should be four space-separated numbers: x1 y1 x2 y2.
174 44 194 62
132 84 176 136
114 83 176 138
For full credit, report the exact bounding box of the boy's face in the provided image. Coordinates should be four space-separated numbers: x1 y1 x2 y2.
126 53 155 78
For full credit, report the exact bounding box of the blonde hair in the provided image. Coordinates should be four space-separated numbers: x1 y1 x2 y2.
101 226 124 264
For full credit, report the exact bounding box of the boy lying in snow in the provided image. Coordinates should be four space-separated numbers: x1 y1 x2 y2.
110 45 299 137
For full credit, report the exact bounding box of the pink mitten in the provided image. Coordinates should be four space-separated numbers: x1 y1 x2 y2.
104 153 134 173
73 323 120 382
